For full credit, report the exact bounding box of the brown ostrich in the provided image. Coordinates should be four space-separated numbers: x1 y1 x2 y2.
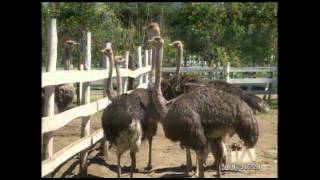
149 36 259 178
100 44 160 178
65 40 79 70
169 41 269 114
166 40 268 172
53 40 78 113
100 43 125 100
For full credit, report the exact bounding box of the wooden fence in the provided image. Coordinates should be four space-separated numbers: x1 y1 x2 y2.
162 62 277 95
41 19 152 177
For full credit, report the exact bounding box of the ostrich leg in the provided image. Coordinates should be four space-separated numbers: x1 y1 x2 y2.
186 148 193 174
196 150 205 178
145 136 153 170
117 152 121 178
210 138 223 178
130 151 136 178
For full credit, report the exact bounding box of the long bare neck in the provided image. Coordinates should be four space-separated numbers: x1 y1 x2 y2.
114 62 122 95
106 53 115 100
149 29 161 85
64 46 72 70
153 43 168 118
174 46 183 81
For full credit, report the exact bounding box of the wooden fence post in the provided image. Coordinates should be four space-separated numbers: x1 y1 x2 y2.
224 62 230 83
79 32 91 176
123 51 129 93
144 49 149 85
42 18 57 161
76 65 84 106
137 46 143 86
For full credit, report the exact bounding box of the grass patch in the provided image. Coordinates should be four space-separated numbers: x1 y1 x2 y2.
256 109 278 123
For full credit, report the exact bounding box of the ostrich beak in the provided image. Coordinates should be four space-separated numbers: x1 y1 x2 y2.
147 39 155 44
143 26 147 31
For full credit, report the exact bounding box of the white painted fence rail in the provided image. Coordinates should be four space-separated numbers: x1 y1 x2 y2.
41 19 152 177
42 66 151 87
162 66 277 73
163 63 277 95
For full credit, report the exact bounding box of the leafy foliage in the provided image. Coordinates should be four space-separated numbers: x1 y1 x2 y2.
41 2 277 68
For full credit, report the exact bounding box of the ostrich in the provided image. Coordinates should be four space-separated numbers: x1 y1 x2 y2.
166 40 268 172
149 36 259 178
100 43 125 100
41 41 77 116
168 41 269 114
100 44 159 178
64 40 79 70
41 86 73 116
53 40 78 113
54 84 75 112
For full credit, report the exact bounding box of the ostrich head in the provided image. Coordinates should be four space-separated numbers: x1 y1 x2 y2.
246 94 271 113
148 36 164 49
66 40 79 49
145 22 161 37
100 42 113 56
169 41 183 49
114 56 126 65
66 40 78 45
257 99 270 113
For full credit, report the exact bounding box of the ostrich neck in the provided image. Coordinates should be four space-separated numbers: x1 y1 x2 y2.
174 47 183 81
106 53 115 100
149 30 160 84
153 44 169 117
114 63 122 95
64 46 72 70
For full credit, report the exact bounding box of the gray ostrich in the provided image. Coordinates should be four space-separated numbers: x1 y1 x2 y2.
100 44 159 178
42 40 78 116
54 40 78 113
101 43 125 100
168 41 269 114
149 36 259 178
168 40 269 171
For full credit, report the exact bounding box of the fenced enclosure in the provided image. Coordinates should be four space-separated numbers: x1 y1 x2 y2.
42 18 277 177
41 19 152 177
162 63 277 96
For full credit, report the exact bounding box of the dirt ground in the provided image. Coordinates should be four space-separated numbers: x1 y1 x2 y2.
50 97 278 178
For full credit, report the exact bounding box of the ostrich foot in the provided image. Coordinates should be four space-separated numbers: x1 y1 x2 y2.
144 165 153 171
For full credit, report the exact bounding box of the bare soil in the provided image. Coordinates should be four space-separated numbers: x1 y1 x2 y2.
51 100 277 178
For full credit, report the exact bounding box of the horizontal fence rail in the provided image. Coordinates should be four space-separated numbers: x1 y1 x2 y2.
162 66 277 73
228 78 277 84
42 66 151 88
162 66 223 73
42 129 104 177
